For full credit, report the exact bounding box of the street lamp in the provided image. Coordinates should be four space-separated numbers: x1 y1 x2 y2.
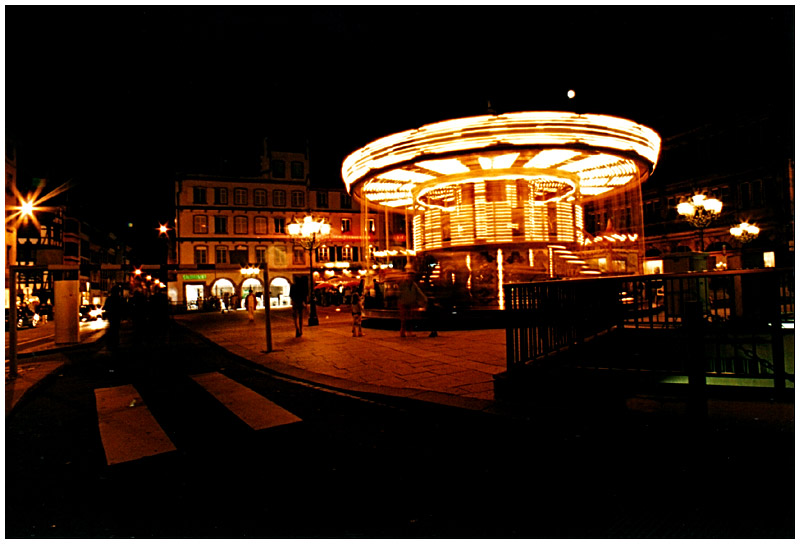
5 180 73 377
730 221 760 244
677 193 723 251
287 215 331 326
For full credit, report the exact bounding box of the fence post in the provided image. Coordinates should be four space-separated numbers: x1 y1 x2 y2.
684 289 708 422
769 271 787 393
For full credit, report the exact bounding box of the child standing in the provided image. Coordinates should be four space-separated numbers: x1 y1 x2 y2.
351 287 364 337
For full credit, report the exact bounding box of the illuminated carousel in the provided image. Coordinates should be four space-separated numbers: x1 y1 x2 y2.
342 111 661 308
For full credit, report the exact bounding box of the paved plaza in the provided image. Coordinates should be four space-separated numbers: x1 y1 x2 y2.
175 307 508 412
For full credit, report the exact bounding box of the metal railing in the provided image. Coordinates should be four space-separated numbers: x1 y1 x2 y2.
504 268 794 391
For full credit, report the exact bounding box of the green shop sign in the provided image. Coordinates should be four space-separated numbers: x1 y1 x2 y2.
182 274 207 281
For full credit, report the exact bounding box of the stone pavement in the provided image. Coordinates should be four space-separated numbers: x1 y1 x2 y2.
174 307 508 413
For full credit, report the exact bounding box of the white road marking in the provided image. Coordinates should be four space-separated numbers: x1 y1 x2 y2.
190 372 302 430
95 384 177 465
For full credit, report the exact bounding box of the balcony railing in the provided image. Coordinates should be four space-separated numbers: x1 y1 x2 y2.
504 268 794 391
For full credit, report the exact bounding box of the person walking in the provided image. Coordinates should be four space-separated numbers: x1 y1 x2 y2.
397 274 426 338
351 284 364 337
245 290 256 323
289 278 307 337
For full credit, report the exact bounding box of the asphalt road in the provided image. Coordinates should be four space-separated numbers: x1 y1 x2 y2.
5 319 107 358
5 316 795 538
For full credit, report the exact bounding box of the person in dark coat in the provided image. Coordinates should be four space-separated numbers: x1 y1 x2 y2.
289 278 308 337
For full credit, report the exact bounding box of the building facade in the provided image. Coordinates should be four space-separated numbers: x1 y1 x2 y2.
172 141 390 311
642 112 794 273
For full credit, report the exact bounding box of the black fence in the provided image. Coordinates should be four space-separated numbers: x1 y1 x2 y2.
504 268 794 392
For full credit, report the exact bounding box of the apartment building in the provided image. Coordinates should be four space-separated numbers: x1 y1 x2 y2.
641 111 794 272
172 141 388 310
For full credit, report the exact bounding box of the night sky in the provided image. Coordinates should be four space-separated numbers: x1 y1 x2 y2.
5 5 795 259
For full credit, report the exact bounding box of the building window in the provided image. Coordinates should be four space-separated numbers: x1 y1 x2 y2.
316 245 330 261
254 189 267 207
342 245 353 261
64 241 79 257
193 215 209 234
230 246 248 266
215 246 228 264
214 216 228 234
291 190 305 208
316 191 329 208
194 246 208 264
291 161 304 180
273 189 286 207
193 186 207 204
255 247 267 264
368 218 376 233
214 187 228 205
254 216 268 234
272 159 286 178
234 188 248 206
341 218 351 233
293 248 305 265
274 217 285 234
234 216 248 234
340 193 352 209
274 245 287 266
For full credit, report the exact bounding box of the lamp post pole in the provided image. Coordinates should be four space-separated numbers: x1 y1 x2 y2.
263 264 273 352
8 264 18 377
307 237 319 326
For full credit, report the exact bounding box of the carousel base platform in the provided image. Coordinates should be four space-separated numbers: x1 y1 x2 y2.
362 307 507 331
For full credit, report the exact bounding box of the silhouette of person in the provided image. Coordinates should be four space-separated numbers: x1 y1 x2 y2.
289 278 308 337
351 283 364 337
245 290 256 323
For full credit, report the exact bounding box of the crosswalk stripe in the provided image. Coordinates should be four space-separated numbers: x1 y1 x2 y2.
95 384 177 465
190 372 302 430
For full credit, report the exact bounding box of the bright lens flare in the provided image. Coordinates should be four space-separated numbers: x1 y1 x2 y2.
20 199 34 217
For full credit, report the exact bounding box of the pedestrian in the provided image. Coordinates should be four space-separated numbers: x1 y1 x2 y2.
245 290 256 323
289 278 307 337
106 284 122 350
351 284 364 337
397 274 427 338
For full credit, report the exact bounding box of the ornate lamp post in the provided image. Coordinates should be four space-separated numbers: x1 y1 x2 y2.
730 221 760 244
677 193 723 251
287 215 331 326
